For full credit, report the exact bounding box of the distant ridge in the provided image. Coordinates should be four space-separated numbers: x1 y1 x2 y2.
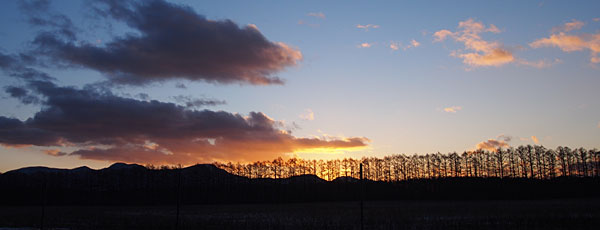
7 166 68 175
1 162 599 205
104 162 147 171
333 176 359 183
4 162 226 174
4 163 141 175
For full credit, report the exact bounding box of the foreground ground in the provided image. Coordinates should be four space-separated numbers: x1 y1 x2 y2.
1 199 599 230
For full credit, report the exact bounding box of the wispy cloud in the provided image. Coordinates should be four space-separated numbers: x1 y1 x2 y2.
390 39 420 51
297 20 317 27
496 134 512 142
552 19 584 33
299 109 315 121
487 24 501 33
307 12 325 19
443 106 462 113
516 58 561 68
356 24 380 31
44 149 67 156
433 19 514 68
530 21 600 64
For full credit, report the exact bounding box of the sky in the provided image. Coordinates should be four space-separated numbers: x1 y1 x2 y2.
0 0 599 172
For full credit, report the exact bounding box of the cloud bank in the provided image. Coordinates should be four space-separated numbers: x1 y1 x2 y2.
29 0 302 85
0 80 368 164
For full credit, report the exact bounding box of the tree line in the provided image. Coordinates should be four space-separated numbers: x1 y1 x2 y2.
215 145 600 181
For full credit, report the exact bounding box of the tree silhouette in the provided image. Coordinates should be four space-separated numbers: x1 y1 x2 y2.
214 145 598 181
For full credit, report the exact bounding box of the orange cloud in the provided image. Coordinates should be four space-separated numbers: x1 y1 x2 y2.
44 149 67 156
247 24 259 31
275 42 303 65
452 49 513 67
410 39 421 48
531 136 539 144
358 42 373 48
433 30 454 42
530 32 600 63
476 139 509 152
71 126 370 165
433 19 514 67
552 19 584 33
443 106 462 113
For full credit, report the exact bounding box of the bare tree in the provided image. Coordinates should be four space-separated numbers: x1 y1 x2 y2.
217 145 596 181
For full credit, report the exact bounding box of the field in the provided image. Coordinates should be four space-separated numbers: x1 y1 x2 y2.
1 199 599 230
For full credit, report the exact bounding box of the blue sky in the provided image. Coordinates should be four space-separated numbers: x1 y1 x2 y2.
0 0 599 172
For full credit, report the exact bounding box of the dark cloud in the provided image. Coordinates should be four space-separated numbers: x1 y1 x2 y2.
30 0 302 85
18 0 77 40
175 83 187 89
0 80 367 164
0 52 54 81
4 86 41 104
0 116 60 147
134 93 149 100
172 95 225 109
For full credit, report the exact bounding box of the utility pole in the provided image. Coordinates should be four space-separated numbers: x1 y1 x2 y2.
360 163 364 230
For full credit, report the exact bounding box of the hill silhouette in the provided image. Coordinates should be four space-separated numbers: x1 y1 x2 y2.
1 163 599 205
